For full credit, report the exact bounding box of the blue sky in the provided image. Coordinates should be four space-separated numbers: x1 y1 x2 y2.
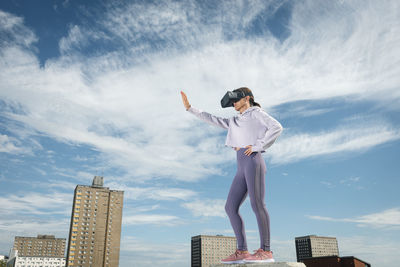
0 0 399 266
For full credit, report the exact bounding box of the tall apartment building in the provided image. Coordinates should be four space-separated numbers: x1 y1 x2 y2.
295 235 339 261
191 235 236 267
66 176 124 267
12 235 66 257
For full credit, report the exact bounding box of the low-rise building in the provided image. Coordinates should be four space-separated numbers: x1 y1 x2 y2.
7 236 66 267
295 235 339 261
191 235 236 267
7 254 65 267
13 235 66 257
301 255 371 267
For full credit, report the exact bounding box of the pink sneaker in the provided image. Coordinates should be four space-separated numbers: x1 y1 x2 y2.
244 249 275 263
221 249 251 264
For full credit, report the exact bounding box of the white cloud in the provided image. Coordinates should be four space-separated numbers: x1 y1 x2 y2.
122 214 181 226
98 0 275 53
0 218 69 236
320 181 335 188
0 192 72 216
350 208 400 228
338 235 400 267
0 10 37 48
59 25 86 53
182 199 226 217
127 187 197 201
46 180 77 190
278 105 335 118
269 123 400 164
105 182 198 201
120 236 189 267
339 176 363 189
0 134 31 154
307 207 400 229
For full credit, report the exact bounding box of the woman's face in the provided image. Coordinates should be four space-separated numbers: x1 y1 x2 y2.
233 96 250 111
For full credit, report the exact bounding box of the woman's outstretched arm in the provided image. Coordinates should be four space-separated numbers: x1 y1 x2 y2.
181 91 229 129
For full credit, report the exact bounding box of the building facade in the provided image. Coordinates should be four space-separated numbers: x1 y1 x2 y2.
66 176 124 267
295 235 339 261
6 251 65 267
191 235 236 267
12 235 66 257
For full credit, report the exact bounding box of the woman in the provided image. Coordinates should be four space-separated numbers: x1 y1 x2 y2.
180 87 282 264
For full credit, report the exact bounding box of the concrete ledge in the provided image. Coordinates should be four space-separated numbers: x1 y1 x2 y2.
211 263 305 267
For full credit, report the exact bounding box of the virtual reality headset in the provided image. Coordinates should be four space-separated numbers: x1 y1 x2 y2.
220 90 253 108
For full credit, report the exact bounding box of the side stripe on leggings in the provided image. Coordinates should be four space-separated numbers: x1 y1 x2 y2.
254 160 269 250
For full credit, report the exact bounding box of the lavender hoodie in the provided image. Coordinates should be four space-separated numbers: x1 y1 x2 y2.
187 106 283 152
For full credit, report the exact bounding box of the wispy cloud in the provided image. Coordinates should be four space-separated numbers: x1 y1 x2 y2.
321 176 363 190
0 192 72 216
338 235 400 267
120 236 189 266
122 214 181 226
182 199 226 218
0 10 37 48
280 106 334 118
307 207 400 229
0 218 69 236
59 25 87 54
123 202 183 226
0 134 31 154
269 122 400 164
107 183 198 201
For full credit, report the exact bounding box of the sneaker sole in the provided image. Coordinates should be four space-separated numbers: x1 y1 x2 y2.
221 260 245 264
244 259 275 263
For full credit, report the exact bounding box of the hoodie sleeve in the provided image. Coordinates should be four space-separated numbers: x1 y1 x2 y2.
187 106 230 129
251 110 283 152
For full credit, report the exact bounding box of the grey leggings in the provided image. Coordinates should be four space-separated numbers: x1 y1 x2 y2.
225 148 270 251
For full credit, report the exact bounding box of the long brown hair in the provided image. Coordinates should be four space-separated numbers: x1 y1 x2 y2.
233 87 261 107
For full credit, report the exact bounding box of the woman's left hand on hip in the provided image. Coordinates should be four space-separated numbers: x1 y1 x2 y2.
244 145 253 156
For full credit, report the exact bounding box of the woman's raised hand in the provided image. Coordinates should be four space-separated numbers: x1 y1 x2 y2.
180 91 191 110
